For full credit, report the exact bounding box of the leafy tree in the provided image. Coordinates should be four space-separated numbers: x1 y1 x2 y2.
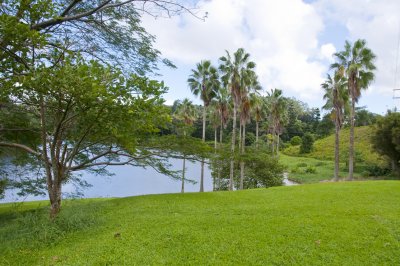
219 48 256 190
355 107 379 126
332 39 376 180
173 98 198 193
322 70 349 181
187 60 219 192
300 133 314 154
0 58 170 218
372 111 400 175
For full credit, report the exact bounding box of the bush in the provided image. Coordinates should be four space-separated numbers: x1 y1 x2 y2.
300 133 314 154
305 166 317 174
365 165 391 177
290 136 302 146
296 162 308 167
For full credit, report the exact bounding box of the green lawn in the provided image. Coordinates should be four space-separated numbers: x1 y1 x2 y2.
1 181 399 265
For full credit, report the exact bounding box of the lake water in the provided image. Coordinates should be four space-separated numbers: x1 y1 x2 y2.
1 159 213 203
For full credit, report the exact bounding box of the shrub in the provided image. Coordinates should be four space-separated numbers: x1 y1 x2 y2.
300 133 314 154
296 162 308 167
305 166 317 174
290 136 302 146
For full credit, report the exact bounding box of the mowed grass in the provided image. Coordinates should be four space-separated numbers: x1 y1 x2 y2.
279 154 362 184
1 181 400 265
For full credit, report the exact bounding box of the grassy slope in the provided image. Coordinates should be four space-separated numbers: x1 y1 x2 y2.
281 126 388 183
279 154 358 183
284 126 384 167
1 181 400 265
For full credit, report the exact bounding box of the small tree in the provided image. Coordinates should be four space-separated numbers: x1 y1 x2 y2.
372 111 400 175
290 136 302 146
300 133 314 154
0 58 171 218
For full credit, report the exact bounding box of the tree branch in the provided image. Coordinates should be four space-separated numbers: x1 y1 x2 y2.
0 142 41 156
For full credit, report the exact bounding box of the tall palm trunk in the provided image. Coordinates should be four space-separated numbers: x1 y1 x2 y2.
348 98 355 180
229 104 237 191
256 120 259 149
271 132 275 155
218 119 223 190
240 123 246 190
276 133 280 157
213 127 217 191
334 123 340 181
200 103 206 192
181 154 186 193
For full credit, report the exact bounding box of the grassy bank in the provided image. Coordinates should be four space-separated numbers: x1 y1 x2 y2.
1 181 399 265
279 154 362 183
284 126 386 168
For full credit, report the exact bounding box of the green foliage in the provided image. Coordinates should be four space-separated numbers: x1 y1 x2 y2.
304 166 317 174
1 182 399 264
210 144 284 189
243 149 284 187
290 136 302 146
296 162 308 167
284 126 385 168
371 111 400 175
300 133 314 154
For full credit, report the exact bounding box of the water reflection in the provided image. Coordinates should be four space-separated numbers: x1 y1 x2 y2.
1 159 212 203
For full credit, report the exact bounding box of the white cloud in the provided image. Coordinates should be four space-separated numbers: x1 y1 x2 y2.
141 0 329 102
314 0 400 97
320 43 336 62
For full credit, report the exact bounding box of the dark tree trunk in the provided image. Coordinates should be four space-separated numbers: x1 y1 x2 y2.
348 98 355 181
48 172 63 220
200 103 206 192
240 124 246 190
181 155 186 193
334 123 340 181
256 120 259 149
218 122 223 190
229 104 237 191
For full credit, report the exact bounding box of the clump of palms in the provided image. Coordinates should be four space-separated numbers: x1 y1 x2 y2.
266 88 287 157
188 60 220 192
219 48 256 190
173 99 198 193
332 39 376 180
322 68 349 181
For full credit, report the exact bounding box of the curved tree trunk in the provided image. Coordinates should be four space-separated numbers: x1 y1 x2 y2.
229 104 237 191
334 123 340 181
348 98 355 181
240 124 246 190
200 103 206 192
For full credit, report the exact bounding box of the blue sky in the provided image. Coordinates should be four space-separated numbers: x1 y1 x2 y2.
141 0 400 115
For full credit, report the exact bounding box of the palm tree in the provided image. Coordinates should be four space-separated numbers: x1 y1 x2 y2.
249 90 264 149
332 39 376 180
173 99 198 193
239 95 251 189
322 70 348 181
266 89 286 156
188 60 220 192
219 48 256 190
214 87 230 190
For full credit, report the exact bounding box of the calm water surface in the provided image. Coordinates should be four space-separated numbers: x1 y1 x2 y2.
1 159 212 203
